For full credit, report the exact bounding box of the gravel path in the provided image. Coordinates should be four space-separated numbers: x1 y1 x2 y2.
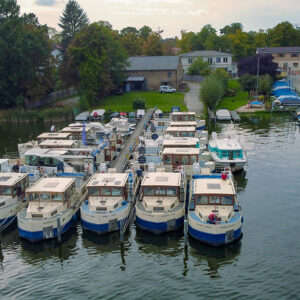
184 83 203 113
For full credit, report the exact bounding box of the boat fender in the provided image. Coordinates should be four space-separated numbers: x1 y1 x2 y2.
122 201 127 206
85 199 88 205
208 213 217 224
73 214 77 221
241 216 244 223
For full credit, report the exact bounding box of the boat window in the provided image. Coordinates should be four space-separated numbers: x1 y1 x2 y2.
165 155 172 165
12 186 17 197
167 187 177 196
181 155 189 165
155 187 166 195
222 195 234 205
190 155 197 164
89 187 100 196
196 195 208 205
103 188 111 196
29 193 39 201
187 132 194 137
26 155 39 166
221 150 228 158
52 193 63 201
184 116 189 121
144 187 154 196
40 193 51 201
174 156 180 165
112 188 122 196
181 131 187 137
189 116 195 121
1 187 11 196
234 150 242 158
209 196 221 204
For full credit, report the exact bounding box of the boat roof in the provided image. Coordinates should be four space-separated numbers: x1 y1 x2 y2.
28 178 75 193
37 132 71 139
171 112 196 116
215 138 242 150
194 178 235 195
87 173 128 188
142 172 181 187
0 173 28 186
61 127 91 133
166 126 196 132
163 148 200 155
90 109 105 117
75 111 90 121
216 109 231 117
39 140 77 147
163 139 197 146
25 148 93 157
169 121 197 126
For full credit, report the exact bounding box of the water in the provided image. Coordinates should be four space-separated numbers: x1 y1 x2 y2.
1 114 300 299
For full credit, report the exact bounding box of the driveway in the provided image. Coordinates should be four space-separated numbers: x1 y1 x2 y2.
184 83 203 113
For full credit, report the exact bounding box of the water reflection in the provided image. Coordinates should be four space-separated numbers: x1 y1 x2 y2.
189 237 242 278
233 170 248 193
19 224 79 266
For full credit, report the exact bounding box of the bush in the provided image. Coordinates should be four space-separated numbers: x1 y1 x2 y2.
132 98 145 109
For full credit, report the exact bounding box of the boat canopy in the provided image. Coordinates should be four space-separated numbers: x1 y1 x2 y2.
75 111 90 122
141 172 181 187
193 178 235 195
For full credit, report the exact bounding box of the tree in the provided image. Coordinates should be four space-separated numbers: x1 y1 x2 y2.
238 54 277 77
259 74 273 99
139 25 152 41
200 73 225 110
0 0 19 21
64 22 128 105
267 22 300 47
187 57 211 76
58 0 89 50
120 26 142 56
142 33 163 56
239 74 257 98
177 30 196 53
220 23 243 35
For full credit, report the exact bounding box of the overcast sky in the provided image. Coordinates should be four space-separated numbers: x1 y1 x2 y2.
18 0 300 37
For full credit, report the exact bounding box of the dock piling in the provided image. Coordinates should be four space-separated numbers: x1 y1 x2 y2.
184 219 188 248
57 216 62 243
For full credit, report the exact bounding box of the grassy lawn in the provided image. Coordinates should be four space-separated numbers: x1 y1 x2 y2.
92 91 187 112
215 79 249 111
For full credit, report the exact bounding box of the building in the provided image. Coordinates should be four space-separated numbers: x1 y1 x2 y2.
125 56 183 91
257 47 300 75
180 50 237 75
51 44 63 67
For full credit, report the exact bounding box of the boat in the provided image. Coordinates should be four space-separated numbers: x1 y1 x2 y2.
17 176 88 242
188 171 243 246
80 171 139 235
0 173 29 230
208 132 247 172
170 111 206 130
135 171 186 235
216 109 231 121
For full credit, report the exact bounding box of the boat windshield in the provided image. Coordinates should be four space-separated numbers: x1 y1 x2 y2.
194 195 234 206
143 187 177 197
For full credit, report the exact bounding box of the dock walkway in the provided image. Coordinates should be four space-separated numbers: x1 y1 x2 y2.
230 111 241 122
112 108 154 172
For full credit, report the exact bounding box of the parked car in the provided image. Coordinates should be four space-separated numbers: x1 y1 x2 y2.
159 86 176 93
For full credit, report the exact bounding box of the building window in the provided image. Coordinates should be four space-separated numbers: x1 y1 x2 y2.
293 63 299 68
283 63 288 70
188 58 193 64
279 54 285 58
223 57 228 63
216 57 221 63
168 71 172 77
208 58 212 64
291 53 299 57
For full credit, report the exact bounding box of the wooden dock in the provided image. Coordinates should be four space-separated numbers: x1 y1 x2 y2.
230 111 241 122
112 108 154 173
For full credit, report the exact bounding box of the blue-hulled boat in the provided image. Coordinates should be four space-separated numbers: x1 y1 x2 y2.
188 173 243 247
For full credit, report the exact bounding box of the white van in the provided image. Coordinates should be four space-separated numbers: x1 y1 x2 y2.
159 86 176 93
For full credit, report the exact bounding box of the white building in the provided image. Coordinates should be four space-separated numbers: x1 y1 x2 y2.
180 50 237 75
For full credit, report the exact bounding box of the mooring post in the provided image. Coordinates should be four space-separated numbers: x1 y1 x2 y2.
57 216 62 243
184 219 188 248
120 231 124 245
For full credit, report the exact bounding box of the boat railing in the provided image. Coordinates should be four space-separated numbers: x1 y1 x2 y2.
3 151 20 160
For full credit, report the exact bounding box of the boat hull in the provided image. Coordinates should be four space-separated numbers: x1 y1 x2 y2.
17 209 78 243
80 202 131 235
188 212 243 247
210 153 246 172
135 203 184 235
0 201 27 230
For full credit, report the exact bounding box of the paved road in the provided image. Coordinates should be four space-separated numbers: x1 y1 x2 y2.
184 83 203 113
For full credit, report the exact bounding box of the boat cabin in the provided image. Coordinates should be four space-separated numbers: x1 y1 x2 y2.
170 112 196 121
39 140 77 149
141 172 181 212
163 148 200 167
87 173 129 212
37 132 71 144
26 178 76 219
163 138 198 149
191 177 236 223
209 138 243 160
61 126 92 138
0 173 29 199
165 126 196 137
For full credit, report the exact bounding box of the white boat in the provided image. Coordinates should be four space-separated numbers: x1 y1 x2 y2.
80 171 139 235
0 173 29 230
135 172 186 235
188 172 243 246
17 176 88 242
208 132 247 172
216 109 231 121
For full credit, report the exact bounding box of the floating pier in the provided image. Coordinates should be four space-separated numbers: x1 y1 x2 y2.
230 111 241 122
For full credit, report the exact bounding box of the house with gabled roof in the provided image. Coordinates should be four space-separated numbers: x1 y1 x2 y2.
125 56 183 91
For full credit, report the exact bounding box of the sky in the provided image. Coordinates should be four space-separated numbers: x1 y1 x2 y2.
18 0 300 38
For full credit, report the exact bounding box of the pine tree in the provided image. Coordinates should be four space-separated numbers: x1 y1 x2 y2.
58 0 89 50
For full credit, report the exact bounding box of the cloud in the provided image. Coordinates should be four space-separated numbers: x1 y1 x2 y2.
35 0 56 6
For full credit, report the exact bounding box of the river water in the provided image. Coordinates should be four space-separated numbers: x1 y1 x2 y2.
0 114 300 299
